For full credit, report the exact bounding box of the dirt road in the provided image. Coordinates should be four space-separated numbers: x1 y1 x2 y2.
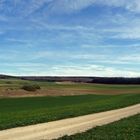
0 104 140 140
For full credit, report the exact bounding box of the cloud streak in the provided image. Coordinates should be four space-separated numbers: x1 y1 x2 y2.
1 63 139 77
0 0 140 77
1 0 140 17
46 0 140 15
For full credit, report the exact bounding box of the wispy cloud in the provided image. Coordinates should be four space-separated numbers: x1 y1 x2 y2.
95 0 140 13
2 63 139 77
48 64 140 77
1 0 140 17
0 0 140 77
46 0 140 15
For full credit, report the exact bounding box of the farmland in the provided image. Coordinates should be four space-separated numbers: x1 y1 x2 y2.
0 78 140 97
57 114 140 140
0 94 140 130
0 78 140 133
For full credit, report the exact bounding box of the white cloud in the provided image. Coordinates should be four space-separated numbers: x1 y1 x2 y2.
0 0 140 77
2 64 139 77
119 55 140 62
109 26 140 39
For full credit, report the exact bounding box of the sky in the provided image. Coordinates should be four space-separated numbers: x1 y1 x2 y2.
0 0 140 77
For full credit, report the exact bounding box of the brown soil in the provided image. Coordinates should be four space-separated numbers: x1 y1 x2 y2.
0 87 140 98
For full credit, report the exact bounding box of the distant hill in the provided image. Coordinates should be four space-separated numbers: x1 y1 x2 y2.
0 74 16 79
20 76 140 84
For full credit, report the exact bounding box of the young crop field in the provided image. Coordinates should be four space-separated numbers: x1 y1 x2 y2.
57 114 140 140
0 94 140 130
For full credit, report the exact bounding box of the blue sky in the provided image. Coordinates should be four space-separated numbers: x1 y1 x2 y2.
0 0 140 77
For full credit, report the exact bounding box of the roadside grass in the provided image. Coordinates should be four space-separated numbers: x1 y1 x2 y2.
57 114 140 140
0 94 140 130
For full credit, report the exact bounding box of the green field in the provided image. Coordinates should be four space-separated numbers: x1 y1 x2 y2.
57 114 140 140
0 94 140 130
